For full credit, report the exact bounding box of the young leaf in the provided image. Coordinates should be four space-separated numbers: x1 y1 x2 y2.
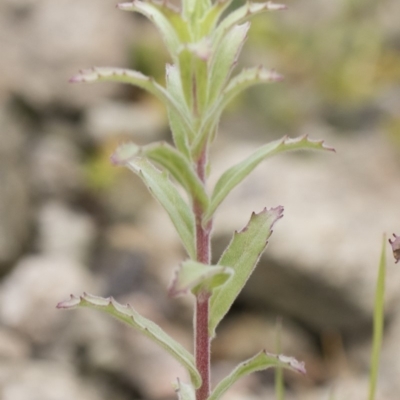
209 207 284 336
207 22 250 104
143 142 209 209
368 234 387 400
192 67 282 157
169 260 233 297
204 135 335 222
117 1 183 60
208 351 305 400
213 1 286 46
112 153 196 259
198 0 234 37
189 39 212 115
182 0 211 27
165 64 194 155
57 293 202 388
174 379 196 400
216 66 283 116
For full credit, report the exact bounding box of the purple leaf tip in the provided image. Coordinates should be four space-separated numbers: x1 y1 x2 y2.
389 233 400 263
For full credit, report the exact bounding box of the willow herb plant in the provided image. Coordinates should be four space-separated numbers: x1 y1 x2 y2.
57 1 335 399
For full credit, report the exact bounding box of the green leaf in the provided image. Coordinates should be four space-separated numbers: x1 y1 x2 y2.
112 152 196 259
169 260 233 297
174 379 195 400
208 350 305 400
177 39 212 114
209 207 284 336
118 1 184 60
57 293 201 388
205 135 335 222
368 234 387 400
142 142 209 209
69 66 160 91
207 22 250 104
177 48 195 111
182 0 211 27
70 67 194 137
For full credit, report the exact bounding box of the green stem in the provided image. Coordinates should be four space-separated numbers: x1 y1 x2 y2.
368 234 387 400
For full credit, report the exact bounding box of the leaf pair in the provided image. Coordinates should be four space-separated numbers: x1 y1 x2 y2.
111 136 333 260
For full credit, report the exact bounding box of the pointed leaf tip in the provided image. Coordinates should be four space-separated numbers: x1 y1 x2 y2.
264 1 287 11
272 353 306 375
111 142 140 165
56 294 80 308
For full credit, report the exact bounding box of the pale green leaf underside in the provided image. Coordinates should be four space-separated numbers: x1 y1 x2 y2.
57 293 201 388
208 351 305 400
118 1 182 59
143 142 209 209
205 135 335 222
209 206 284 336
169 260 233 297
122 157 196 259
174 379 196 400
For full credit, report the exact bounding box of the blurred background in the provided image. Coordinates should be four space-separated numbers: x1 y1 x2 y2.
1 0 400 399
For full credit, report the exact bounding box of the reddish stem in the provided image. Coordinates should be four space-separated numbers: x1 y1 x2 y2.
195 291 211 400
194 147 212 400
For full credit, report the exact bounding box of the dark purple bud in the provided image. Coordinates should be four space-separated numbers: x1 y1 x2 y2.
389 233 400 263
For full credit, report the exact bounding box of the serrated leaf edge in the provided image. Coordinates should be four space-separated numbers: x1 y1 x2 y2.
57 293 202 388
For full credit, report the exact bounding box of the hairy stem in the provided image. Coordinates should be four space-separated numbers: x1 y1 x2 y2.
194 147 212 400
